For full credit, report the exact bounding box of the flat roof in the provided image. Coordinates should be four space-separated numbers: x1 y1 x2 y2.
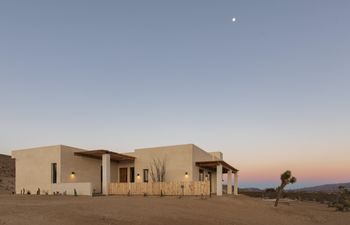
196 160 238 173
74 150 135 162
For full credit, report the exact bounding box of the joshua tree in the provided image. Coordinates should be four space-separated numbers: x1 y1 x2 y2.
274 170 296 207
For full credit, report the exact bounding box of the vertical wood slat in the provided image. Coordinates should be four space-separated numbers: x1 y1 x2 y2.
109 181 210 196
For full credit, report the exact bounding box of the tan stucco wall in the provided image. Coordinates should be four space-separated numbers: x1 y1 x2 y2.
60 145 102 193
12 145 61 194
126 144 194 183
192 145 219 193
209 152 223 160
12 145 119 194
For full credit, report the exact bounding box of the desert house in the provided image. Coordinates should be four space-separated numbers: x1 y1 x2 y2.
11 144 238 196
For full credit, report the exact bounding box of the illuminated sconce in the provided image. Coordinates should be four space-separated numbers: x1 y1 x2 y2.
70 172 76 178
136 173 140 179
185 172 188 178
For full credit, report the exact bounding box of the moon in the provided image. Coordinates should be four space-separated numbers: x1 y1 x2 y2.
232 18 236 22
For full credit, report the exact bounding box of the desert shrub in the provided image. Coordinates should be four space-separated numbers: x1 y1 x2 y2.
240 191 263 198
325 186 350 212
263 188 277 199
287 191 337 203
241 186 350 211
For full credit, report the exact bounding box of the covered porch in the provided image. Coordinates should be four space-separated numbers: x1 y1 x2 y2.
74 150 135 195
196 160 239 196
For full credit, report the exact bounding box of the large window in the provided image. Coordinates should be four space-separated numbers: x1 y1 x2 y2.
199 169 204 181
51 163 57 184
130 167 135 183
119 168 128 183
143 169 149 183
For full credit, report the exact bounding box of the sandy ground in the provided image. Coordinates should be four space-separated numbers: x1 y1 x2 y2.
0 194 349 225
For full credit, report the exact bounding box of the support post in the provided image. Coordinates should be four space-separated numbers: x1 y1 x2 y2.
102 154 111 195
227 170 233 194
234 172 239 196
216 164 223 196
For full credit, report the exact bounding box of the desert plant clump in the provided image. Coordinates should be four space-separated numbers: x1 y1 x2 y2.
328 186 350 212
274 170 296 207
200 193 207 200
149 157 166 182
263 188 277 199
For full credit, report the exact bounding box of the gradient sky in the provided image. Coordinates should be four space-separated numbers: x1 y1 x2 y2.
1 0 349 189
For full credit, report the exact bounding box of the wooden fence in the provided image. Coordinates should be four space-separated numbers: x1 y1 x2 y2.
109 181 210 196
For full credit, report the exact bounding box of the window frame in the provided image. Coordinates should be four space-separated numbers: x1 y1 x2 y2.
51 163 57 184
143 169 149 183
130 167 135 183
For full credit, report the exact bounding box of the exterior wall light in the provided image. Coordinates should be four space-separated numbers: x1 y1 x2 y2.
137 173 140 179
70 172 76 178
185 172 188 178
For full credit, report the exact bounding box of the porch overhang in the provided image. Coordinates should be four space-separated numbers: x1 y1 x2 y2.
74 150 135 163
195 160 238 173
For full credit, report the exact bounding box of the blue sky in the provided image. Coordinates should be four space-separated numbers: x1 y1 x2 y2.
0 0 349 188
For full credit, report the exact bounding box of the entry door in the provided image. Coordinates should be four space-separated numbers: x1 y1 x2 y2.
100 166 103 193
119 168 128 183
208 172 212 194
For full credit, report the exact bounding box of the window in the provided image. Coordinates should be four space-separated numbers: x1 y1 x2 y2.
199 169 204 181
119 168 128 183
130 167 135 183
143 169 149 183
51 163 57 184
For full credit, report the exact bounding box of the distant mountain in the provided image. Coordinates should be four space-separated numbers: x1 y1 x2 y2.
0 154 15 194
294 182 350 192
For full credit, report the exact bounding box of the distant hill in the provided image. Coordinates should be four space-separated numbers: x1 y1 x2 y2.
223 185 262 192
239 187 263 192
294 182 350 192
0 154 15 194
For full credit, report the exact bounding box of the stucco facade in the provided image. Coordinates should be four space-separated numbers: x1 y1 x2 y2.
12 144 238 196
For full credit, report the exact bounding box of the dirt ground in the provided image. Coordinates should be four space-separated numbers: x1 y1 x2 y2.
0 194 349 225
